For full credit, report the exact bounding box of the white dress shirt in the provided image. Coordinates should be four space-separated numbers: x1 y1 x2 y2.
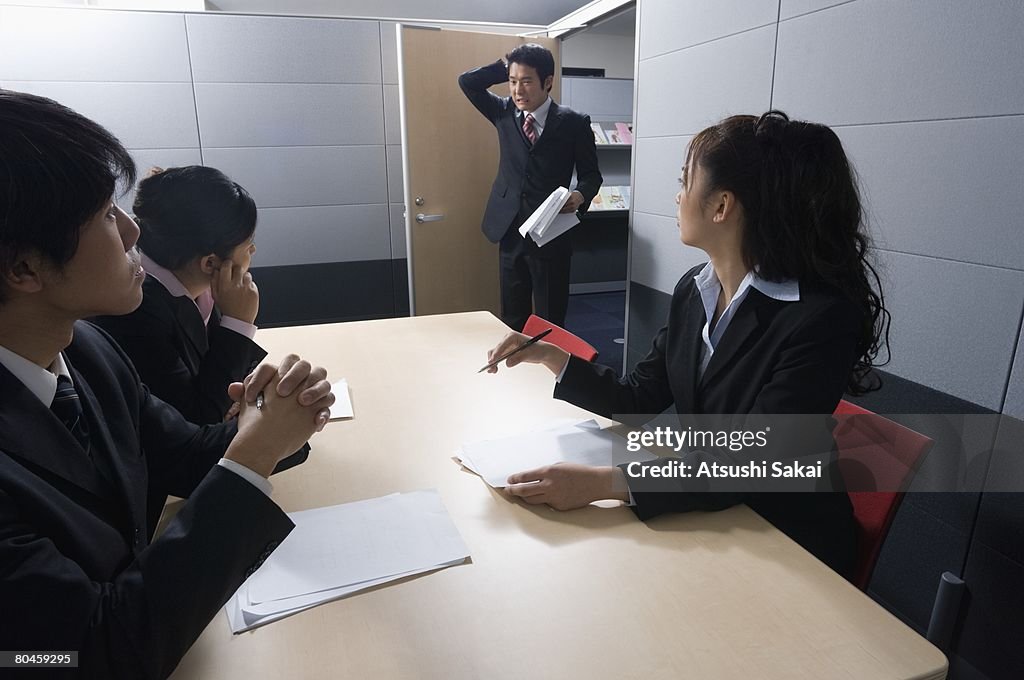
515 95 552 139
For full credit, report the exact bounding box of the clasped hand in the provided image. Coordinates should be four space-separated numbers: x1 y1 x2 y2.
224 354 335 478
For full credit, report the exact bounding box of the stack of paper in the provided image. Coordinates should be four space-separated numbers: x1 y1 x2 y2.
456 420 656 488
518 186 580 247
226 490 470 633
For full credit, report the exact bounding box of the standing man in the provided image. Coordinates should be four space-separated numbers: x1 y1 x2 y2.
459 44 602 331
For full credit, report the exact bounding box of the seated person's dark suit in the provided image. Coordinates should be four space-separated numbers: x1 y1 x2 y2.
458 60 602 330
0 322 293 679
94 273 267 425
553 264 858 576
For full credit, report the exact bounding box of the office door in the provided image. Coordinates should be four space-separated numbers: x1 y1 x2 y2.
398 26 559 317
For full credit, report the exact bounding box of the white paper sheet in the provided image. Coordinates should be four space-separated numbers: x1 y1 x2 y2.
227 559 466 633
456 420 656 488
225 489 469 633
518 187 580 247
531 212 581 247
329 378 353 420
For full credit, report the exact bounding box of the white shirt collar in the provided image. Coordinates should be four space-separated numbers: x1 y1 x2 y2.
0 342 71 407
694 262 800 376
694 262 800 305
518 95 552 128
141 252 214 325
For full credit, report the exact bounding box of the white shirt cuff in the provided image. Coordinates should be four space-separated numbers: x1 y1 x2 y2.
555 354 571 383
615 465 637 506
217 458 273 497
220 315 258 339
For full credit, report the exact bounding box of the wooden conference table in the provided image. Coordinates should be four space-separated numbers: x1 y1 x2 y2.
171 312 947 680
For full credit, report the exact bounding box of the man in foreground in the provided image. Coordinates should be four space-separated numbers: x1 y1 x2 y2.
0 89 334 679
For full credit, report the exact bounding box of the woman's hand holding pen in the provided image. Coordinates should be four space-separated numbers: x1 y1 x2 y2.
485 331 570 375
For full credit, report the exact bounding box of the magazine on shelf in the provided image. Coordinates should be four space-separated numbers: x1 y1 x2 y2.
591 186 630 211
614 122 634 144
590 123 608 144
607 185 629 209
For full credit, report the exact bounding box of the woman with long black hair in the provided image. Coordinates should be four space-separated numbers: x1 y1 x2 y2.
485 110 890 576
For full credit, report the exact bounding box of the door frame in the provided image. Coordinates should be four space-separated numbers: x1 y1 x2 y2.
396 24 560 316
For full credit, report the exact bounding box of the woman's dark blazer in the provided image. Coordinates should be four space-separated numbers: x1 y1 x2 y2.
95 274 267 425
554 264 859 575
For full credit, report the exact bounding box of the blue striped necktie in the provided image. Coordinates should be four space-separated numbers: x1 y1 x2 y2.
52 374 91 452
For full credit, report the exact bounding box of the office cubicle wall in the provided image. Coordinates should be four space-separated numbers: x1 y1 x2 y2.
0 8 206 205
0 6 533 326
629 3 1024 676
561 30 636 79
628 0 1024 416
1005 342 1024 420
627 1 780 373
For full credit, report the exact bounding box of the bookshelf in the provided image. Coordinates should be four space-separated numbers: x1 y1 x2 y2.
562 76 634 292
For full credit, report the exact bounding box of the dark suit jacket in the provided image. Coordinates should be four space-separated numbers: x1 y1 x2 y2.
0 322 294 679
93 274 267 425
554 264 858 575
458 60 603 245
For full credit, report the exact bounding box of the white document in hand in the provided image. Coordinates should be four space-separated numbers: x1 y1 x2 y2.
518 186 580 247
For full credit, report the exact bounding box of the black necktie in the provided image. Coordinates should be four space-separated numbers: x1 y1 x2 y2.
52 374 91 452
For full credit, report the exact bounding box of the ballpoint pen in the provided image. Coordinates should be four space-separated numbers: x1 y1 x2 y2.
478 328 553 373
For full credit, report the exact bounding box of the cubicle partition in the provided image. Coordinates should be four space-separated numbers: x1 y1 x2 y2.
0 5 537 326
626 0 1024 415
627 2 1024 676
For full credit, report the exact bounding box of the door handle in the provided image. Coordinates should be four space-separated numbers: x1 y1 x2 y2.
415 213 445 223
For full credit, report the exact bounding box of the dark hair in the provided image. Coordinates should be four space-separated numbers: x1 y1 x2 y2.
133 165 257 271
0 89 135 301
505 43 555 90
686 110 890 394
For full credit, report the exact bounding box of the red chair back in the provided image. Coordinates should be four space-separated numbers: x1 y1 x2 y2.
522 314 598 362
833 400 932 590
